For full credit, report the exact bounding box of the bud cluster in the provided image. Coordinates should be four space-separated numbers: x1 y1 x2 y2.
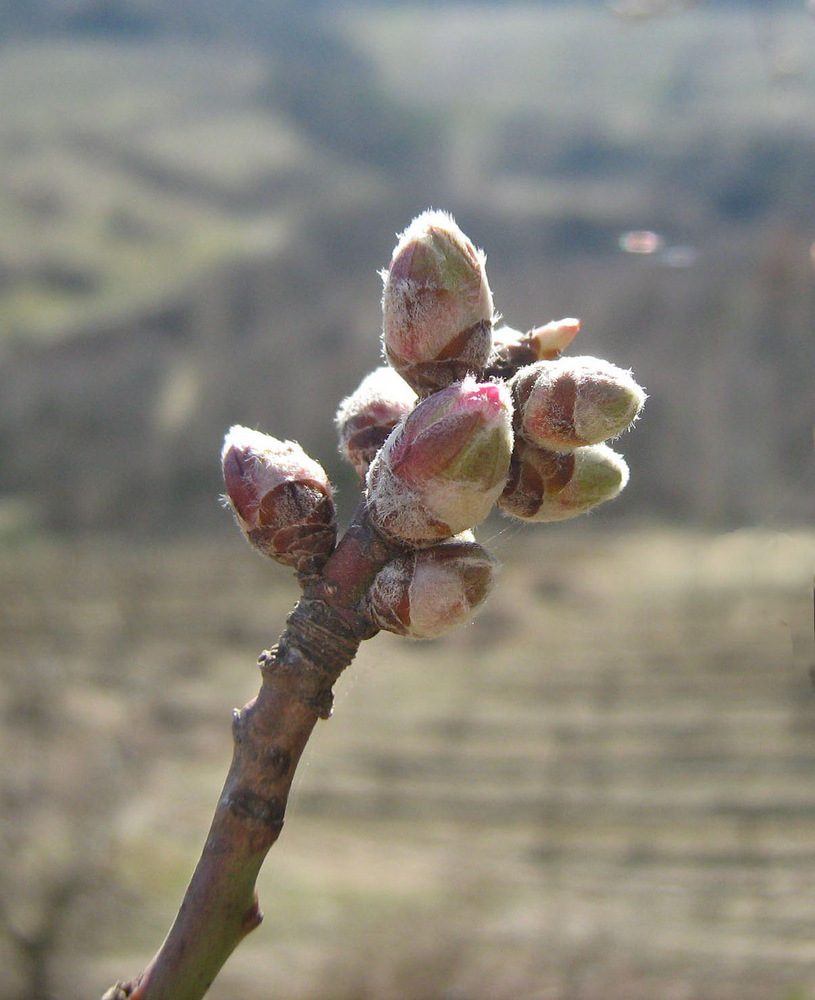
222 209 645 641
497 356 645 522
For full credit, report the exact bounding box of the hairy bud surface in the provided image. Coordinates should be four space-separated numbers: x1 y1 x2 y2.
512 356 645 451
381 210 494 395
366 378 513 545
368 535 499 639
499 440 629 521
335 367 417 481
221 425 336 574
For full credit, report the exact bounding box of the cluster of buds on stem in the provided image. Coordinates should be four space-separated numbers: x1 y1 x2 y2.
223 210 645 641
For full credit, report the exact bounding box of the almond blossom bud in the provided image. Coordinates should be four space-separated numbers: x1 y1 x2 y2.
381 209 494 395
367 535 499 639
335 367 417 481
221 425 337 576
499 440 629 522
488 318 580 377
366 377 513 545
512 356 645 452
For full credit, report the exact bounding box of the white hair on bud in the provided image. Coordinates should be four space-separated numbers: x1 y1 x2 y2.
366 438 509 545
407 542 499 638
380 208 494 374
222 425 330 489
365 455 450 543
334 367 416 430
568 357 646 442
392 209 465 250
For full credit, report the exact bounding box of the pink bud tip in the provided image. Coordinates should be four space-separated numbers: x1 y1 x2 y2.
528 318 580 360
221 426 336 575
366 377 514 545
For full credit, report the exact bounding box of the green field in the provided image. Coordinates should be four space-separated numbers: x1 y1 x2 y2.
2 527 813 999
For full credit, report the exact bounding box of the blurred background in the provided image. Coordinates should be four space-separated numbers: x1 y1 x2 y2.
1 1 814 998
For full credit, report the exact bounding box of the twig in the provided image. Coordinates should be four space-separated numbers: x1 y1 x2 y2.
101 208 644 999
103 505 397 1000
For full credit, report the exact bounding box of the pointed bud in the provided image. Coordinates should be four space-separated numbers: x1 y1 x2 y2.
366 377 513 545
512 356 645 451
221 426 337 576
498 440 629 522
335 367 417 481
368 535 499 639
381 209 494 396
489 318 580 377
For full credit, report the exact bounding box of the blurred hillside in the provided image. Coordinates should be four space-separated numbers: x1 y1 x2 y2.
3 527 814 998
0 2 813 536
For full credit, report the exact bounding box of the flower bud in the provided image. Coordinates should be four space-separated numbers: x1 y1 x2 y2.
512 356 645 451
221 425 337 575
366 377 513 545
335 367 417 481
368 535 499 639
381 209 494 395
499 440 629 522
489 318 580 377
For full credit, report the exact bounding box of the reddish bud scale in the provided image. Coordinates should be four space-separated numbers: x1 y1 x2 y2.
381 210 494 396
366 378 514 546
512 356 645 452
335 367 417 481
487 319 581 379
221 426 337 576
499 439 629 522
368 535 499 639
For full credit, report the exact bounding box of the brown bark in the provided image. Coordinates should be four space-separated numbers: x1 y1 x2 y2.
102 505 401 1000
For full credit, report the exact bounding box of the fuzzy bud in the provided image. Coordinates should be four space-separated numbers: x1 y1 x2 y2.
512 356 645 451
221 425 337 575
381 209 494 396
335 367 417 481
366 377 513 545
499 440 629 522
489 318 580 377
367 534 499 639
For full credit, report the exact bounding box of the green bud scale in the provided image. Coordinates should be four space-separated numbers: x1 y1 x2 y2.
381 210 494 396
366 377 514 545
499 439 630 522
512 356 646 452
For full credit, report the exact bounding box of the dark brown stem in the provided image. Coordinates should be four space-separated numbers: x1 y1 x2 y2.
102 503 403 1000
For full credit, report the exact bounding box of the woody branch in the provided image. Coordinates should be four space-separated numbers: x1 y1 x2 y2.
102 210 645 1000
